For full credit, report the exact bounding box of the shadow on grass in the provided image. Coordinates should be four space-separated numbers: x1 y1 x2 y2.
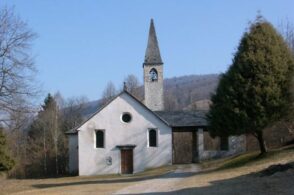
216 150 282 170
33 148 294 190
32 176 145 188
31 166 245 189
32 167 201 189
120 174 253 195
119 164 294 195
32 172 173 189
218 153 263 170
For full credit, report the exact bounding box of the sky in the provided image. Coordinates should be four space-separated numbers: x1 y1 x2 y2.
1 0 294 103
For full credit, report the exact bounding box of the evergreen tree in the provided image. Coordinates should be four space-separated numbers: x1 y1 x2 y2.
0 129 14 171
207 17 294 154
27 93 65 177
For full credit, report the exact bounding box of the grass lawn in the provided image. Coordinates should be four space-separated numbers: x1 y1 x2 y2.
0 165 176 194
200 145 294 170
0 146 293 194
173 146 294 194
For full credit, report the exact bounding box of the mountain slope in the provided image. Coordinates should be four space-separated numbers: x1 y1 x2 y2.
80 74 220 117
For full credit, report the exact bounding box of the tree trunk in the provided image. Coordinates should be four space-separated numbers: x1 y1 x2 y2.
43 127 47 175
54 110 59 176
55 139 58 176
256 131 267 154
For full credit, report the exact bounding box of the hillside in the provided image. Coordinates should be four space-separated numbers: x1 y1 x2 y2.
164 74 219 110
80 74 220 117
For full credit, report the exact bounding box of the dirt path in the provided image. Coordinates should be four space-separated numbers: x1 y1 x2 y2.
114 164 201 194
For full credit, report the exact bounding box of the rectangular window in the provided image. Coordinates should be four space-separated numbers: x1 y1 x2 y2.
95 130 104 148
220 136 229 151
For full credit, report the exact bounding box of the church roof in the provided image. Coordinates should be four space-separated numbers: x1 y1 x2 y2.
65 90 170 134
66 103 208 134
154 111 208 127
143 19 163 65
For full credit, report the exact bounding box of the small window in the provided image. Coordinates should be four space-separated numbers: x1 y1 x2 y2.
95 130 104 148
121 113 132 123
149 129 157 147
149 68 158 82
220 136 229 151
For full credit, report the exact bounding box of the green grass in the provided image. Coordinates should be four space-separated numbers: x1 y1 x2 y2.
200 145 294 171
219 152 260 169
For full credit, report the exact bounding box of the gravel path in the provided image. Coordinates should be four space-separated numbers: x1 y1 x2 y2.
114 164 201 194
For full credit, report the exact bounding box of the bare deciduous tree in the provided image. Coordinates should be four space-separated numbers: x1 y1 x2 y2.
0 7 38 123
61 96 87 130
164 91 179 111
280 20 294 52
123 74 141 98
279 20 294 136
8 93 87 178
101 81 117 104
6 108 32 178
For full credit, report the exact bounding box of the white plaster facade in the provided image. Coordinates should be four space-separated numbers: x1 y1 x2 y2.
67 19 247 175
76 92 172 176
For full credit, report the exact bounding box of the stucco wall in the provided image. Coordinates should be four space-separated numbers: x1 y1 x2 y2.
68 134 78 174
78 93 172 176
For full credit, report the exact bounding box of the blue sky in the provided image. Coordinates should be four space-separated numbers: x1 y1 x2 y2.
1 1 294 102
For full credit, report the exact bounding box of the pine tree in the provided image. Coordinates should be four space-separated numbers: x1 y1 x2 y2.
207 17 294 154
27 93 62 177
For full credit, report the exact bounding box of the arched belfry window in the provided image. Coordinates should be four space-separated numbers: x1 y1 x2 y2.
149 129 157 147
149 68 158 82
95 130 104 148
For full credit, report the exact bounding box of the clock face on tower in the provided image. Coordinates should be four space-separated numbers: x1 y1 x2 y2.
149 68 158 82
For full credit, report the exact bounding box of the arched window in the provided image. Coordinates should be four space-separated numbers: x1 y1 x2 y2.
149 68 158 82
95 130 104 148
149 129 157 147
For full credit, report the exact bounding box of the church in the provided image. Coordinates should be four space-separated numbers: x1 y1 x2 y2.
66 19 246 176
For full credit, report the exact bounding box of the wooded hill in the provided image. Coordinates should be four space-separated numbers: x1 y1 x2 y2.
80 74 220 117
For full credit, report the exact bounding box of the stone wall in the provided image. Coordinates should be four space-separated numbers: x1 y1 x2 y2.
144 65 164 111
197 129 246 161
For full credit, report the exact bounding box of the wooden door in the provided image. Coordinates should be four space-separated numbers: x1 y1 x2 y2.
173 131 196 164
121 149 133 174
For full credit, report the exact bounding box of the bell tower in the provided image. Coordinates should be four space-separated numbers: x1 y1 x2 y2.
143 19 164 111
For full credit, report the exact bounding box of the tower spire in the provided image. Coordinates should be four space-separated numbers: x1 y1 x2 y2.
143 19 164 111
144 19 163 65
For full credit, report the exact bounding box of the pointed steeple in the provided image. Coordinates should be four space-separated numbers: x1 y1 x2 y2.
144 19 163 65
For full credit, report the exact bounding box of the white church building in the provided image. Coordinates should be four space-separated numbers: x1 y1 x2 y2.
66 19 246 176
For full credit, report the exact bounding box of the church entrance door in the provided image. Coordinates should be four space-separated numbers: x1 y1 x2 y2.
117 145 136 174
121 149 133 174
